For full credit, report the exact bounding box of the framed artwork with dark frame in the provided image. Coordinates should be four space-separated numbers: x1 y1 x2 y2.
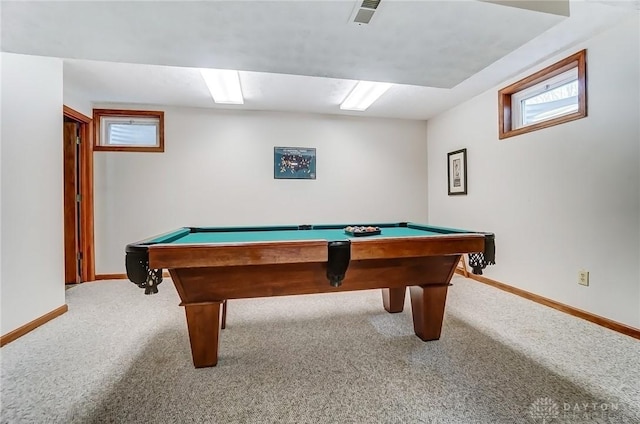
447 148 467 195
274 147 316 179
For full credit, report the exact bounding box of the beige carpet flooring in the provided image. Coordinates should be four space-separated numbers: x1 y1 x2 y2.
1 276 639 423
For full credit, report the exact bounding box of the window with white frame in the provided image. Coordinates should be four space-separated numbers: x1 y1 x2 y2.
498 50 586 139
93 109 164 152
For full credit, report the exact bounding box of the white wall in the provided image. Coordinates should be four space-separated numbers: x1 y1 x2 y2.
1 53 65 334
63 86 92 118
94 108 429 273
427 16 640 328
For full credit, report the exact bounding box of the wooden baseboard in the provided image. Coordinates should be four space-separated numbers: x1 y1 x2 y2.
94 271 170 281
0 304 68 347
454 269 640 340
94 273 127 280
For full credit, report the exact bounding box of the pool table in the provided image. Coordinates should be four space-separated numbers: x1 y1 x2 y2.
126 222 494 368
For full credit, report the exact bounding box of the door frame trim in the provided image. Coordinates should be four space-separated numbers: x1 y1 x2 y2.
63 105 95 282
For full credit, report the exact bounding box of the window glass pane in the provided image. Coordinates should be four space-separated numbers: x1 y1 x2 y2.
106 123 158 146
521 80 579 125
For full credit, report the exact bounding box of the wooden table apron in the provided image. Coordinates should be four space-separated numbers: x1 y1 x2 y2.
148 234 485 368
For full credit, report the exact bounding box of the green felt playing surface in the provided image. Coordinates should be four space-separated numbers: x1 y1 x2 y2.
147 224 457 245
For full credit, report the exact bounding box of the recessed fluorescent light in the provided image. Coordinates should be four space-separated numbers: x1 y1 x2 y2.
340 81 392 111
200 69 244 104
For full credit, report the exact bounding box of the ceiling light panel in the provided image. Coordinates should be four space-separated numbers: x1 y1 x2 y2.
340 81 392 111
200 69 244 104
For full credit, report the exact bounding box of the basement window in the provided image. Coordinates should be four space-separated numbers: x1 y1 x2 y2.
498 50 586 139
93 109 164 152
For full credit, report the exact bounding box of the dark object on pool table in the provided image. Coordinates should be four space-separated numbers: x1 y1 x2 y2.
125 246 163 294
326 241 351 287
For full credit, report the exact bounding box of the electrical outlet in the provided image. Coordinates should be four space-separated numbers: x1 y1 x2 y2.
578 270 589 286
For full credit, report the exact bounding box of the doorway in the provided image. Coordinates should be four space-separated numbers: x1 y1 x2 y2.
63 106 95 283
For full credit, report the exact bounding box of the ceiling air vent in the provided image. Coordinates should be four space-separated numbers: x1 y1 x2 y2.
351 0 381 25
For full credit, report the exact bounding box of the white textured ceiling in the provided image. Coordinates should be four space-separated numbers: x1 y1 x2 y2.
2 0 638 120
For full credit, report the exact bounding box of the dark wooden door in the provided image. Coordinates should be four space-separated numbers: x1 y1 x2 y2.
64 121 81 284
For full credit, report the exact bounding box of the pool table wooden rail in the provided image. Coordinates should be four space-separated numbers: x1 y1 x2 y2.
149 240 328 268
148 233 485 268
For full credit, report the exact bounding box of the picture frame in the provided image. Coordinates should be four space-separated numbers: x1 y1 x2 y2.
447 148 467 195
274 147 316 179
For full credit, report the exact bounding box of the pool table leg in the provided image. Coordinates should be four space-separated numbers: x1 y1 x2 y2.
183 301 222 368
409 284 449 341
382 287 406 313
